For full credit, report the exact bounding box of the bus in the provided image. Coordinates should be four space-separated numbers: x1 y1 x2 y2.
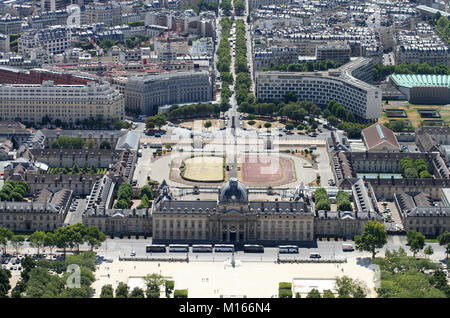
192 244 213 253
243 244 264 253
214 244 234 252
278 245 299 254
169 244 189 252
146 245 166 253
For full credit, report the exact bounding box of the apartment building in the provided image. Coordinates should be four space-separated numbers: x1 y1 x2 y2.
0 81 124 124
315 43 351 64
0 201 68 233
255 59 382 120
395 24 450 66
18 26 71 57
125 71 212 115
83 208 152 235
403 207 450 236
30 10 69 30
33 129 127 149
0 15 22 35
0 34 9 53
253 47 300 71
85 2 123 26
248 0 291 9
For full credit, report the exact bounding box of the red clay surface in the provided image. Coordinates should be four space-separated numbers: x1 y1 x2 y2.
239 156 295 186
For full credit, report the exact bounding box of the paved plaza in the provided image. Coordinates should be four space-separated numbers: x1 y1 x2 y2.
91 256 377 298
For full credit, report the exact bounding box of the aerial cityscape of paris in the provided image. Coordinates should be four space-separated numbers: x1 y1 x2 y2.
0 0 449 304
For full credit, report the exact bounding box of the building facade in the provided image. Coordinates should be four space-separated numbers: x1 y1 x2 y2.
151 179 379 244
255 61 382 120
125 71 212 115
18 26 71 57
0 81 124 124
315 43 351 64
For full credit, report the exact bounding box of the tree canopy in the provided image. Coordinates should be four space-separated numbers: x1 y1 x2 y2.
354 220 387 258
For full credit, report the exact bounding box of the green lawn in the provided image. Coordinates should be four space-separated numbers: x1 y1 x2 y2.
380 104 450 128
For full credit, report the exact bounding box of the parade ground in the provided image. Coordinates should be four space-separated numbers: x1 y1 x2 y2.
91 256 377 298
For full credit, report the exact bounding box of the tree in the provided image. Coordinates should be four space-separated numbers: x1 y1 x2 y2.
306 288 321 298
0 228 13 255
407 230 425 257
11 235 25 255
424 245 434 259
29 231 46 256
68 223 87 253
99 140 111 149
10 191 23 202
130 287 145 298
138 194 150 209
165 280 175 298
204 120 212 129
71 137 85 149
334 276 368 298
146 113 167 130
115 199 129 209
285 123 294 131
54 227 71 258
326 115 340 127
44 232 57 257
115 282 129 298
404 167 419 178
284 91 297 103
419 170 433 178
85 226 106 251
315 199 331 211
140 185 154 201
0 191 9 201
143 273 165 298
438 231 450 261
0 269 11 298
354 220 387 258
322 289 335 298
100 284 114 298
86 139 96 149
264 122 271 129
335 105 347 120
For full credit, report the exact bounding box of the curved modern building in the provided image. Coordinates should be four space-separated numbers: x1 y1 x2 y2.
255 58 382 120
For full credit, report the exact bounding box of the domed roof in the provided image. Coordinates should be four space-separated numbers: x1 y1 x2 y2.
219 178 248 204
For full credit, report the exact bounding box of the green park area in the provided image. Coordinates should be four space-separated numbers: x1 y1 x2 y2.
379 104 450 130
46 166 107 175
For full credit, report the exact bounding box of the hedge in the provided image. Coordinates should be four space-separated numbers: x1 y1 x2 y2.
174 289 188 298
279 282 292 290
278 289 292 298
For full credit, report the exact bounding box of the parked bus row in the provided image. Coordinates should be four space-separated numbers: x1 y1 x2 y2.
145 244 354 254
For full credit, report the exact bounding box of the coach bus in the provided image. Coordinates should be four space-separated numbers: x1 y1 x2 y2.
168 244 189 252
146 244 166 253
192 244 213 253
213 244 234 252
243 244 264 253
278 245 299 254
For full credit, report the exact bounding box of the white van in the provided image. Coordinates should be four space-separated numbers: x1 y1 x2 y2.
342 244 354 251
